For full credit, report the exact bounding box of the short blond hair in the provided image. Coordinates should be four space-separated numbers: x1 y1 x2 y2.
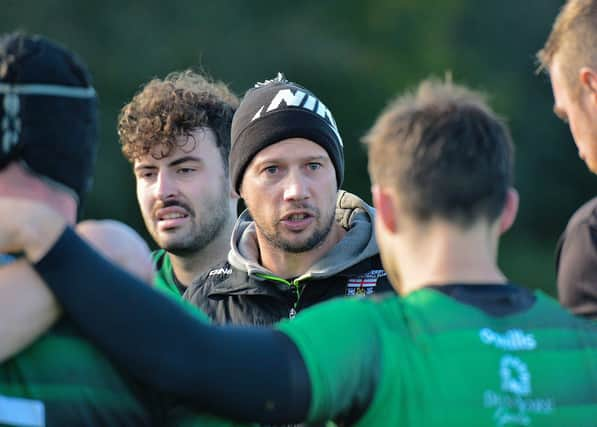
537 0 597 90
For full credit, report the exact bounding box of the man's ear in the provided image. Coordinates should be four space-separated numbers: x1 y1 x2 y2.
230 186 240 200
580 67 597 102
499 188 519 234
372 185 398 234
229 179 241 200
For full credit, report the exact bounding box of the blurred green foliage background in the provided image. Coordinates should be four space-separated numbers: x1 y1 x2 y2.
3 0 594 295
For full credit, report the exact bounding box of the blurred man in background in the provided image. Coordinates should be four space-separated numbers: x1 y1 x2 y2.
537 0 597 319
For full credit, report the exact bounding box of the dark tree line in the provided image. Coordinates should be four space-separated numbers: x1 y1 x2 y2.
3 0 590 293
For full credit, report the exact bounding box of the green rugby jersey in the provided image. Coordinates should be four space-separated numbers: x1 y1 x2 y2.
151 251 212 321
150 251 211 321
277 285 597 426
152 249 183 298
0 317 245 427
0 319 158 426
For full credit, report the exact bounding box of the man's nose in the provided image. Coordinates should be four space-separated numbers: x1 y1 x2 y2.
154 172 176 200
283 169 309 201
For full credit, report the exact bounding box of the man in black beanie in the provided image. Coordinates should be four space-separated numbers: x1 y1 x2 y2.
185 73 393 325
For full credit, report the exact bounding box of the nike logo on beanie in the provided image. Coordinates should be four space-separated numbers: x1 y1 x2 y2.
250 88 343 147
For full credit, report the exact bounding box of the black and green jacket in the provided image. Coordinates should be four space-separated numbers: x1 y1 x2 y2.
184 191 394 325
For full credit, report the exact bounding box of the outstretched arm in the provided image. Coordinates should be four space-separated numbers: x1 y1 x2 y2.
0 198 311 424
0 218 153 362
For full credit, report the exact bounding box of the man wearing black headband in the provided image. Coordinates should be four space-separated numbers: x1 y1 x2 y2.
184 73 393 325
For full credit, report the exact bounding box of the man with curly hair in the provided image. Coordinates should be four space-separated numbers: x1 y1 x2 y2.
118 71 239 296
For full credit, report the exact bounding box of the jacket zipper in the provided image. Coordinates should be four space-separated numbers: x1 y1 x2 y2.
255 273 304 319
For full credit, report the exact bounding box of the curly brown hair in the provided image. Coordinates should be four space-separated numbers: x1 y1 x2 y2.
118 70 239 169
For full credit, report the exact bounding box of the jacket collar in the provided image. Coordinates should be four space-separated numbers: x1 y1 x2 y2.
227 190 380 281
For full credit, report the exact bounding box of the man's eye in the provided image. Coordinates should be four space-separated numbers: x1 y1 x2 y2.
264 166 278 174
177 168 195 174
138 171 155 179
307 162 321 170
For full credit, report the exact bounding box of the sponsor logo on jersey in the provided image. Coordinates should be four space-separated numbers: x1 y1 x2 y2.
483 354 554 425
208 267 232 277
479 329 555 424
479 328 536 351
345 269 386 296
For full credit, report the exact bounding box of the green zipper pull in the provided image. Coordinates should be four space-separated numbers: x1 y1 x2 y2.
255 273 302 320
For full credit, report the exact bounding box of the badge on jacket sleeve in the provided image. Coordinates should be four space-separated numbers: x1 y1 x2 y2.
345 269 387 296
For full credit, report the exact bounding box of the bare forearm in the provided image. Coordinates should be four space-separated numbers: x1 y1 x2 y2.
0 203 153 361
0 201 69 361
0 259 60 361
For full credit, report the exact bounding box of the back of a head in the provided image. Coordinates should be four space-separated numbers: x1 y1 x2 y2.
118 70 239 169
364 78 514 227
537 0 597 89
0 32 98 203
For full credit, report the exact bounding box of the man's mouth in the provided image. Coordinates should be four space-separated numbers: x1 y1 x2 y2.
280 211 315 231
154 205 192 230
286 213 309 221
159 212 188 221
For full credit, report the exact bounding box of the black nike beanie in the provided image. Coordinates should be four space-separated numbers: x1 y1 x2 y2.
230 73 344 193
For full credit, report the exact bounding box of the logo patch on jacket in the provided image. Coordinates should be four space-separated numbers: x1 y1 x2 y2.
345 269 387 296
208 267 232 277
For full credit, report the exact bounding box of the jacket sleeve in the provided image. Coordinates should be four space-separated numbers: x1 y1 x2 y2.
33 227 311 424
556 199 597 319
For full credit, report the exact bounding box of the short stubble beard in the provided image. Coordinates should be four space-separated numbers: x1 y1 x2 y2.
257 208 336 254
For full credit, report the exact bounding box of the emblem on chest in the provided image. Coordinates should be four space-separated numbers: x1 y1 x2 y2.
345 269 386 296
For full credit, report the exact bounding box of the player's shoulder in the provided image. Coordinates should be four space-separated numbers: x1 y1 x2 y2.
204 261 235 280
566 196 597 232
534 290 597 328
186 261 235 296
